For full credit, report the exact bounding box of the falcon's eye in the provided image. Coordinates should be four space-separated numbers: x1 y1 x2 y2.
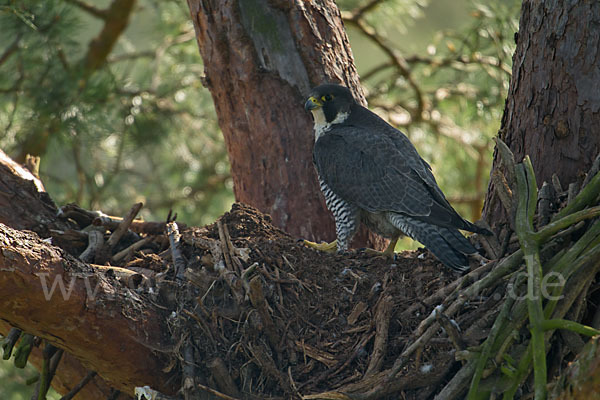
321 94 334 102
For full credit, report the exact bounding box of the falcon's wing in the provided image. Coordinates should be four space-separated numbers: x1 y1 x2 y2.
314 122 475 231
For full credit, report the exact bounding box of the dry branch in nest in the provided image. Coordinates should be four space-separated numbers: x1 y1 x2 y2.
1 146 600 399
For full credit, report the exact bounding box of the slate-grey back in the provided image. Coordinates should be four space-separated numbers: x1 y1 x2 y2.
306 83 489 271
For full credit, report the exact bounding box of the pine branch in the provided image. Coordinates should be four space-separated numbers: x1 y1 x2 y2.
81 0 136 73
64 0 108 20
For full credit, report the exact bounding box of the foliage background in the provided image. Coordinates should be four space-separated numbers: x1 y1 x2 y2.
0 0 519 396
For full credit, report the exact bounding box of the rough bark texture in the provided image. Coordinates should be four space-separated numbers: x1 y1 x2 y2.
483 0 600 229
187 0 382 248
0 224 174 396
0 153 173 396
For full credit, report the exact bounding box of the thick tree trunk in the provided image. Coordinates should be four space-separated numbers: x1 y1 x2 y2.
0 224 174 396
483 0 600 229
186 0 382 248
0 150 173 397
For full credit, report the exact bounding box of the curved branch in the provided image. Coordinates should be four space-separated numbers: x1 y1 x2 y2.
64 0 109 20
81 0 136 73
343 17 425 119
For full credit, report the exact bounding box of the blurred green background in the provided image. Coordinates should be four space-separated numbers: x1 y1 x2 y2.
0 0 519 396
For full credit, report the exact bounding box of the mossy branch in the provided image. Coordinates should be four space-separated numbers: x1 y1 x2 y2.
553 170 600 220
541 319 600 337
514 156 547 400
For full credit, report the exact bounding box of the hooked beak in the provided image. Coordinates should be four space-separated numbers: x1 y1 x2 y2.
304 96 322 111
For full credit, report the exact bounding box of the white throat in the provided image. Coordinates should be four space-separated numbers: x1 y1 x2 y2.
310 109 349 141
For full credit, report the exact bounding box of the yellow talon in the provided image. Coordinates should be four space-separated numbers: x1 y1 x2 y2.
363 236 399 258
303 239 338 253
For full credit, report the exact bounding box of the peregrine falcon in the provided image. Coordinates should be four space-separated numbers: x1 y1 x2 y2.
303 83 489 271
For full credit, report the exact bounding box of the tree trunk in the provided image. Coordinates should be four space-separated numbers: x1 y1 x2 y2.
186 0 382 248
0 224 174 396
483 0 600 229
0 150 173 398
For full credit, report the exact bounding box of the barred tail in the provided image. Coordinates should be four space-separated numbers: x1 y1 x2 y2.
388 214 476 272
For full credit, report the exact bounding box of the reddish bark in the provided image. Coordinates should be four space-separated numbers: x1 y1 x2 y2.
186 0 383 248
483 0 600 228
0 224 174 395
0 150 173 397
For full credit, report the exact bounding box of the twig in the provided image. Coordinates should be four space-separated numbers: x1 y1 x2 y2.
467 286 515 398
535 205 600 243
181 309 216 346
399 261 493 321
111 236 152 263
551 173 563 194
34 344 63 400
217 220 235 273
13 333 34 368
59 371 97 400
413 249 524 339
567 182 579 205
503 247 600 398
344 18 425 118
554 169 600 220
366 295 393 376
166 221 186 280
1 328 22 359
208 358 242 399
79 229 104 263
182 337 196 400
248 343 293 393
436 311 465 352
248 276 280 352
94 202 143 264
514 157 547 400
301 332 375 391
0 34 21 67
434 361 475 400
540 319 600 336
64 0 109 19
96 218 182 235
197 383 241 400
106 202 143 249
537 181 555 227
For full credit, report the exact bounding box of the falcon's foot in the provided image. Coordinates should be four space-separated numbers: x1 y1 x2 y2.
362 236 399 258
303 239 337 253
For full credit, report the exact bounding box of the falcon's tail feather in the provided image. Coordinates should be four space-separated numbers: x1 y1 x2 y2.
388 214 476 272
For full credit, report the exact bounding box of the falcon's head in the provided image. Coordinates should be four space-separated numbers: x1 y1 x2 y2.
304 84 355 126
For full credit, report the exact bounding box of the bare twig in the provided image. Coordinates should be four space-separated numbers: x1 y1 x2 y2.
111 236 152 263
59 371 97 400
197 383 241 400
366 295 393 376
208 358 242 399
106 202 143 249
248 276 280 352
166 221 186 280
79 229 103 263
64 0 109 19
